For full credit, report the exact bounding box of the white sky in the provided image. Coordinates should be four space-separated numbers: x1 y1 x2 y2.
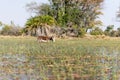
100 0 120 30
0 0 49 27
0 0 120 29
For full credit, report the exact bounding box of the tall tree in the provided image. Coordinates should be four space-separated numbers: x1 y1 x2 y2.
26 0 103 28
26 0 104 37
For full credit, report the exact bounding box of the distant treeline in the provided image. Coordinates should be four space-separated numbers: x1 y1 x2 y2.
0 22 120 37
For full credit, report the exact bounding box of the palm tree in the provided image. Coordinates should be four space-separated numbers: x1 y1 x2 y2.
25 15 56 36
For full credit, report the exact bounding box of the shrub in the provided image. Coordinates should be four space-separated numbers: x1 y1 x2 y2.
78 28 86 37
1 25 22 36
110 30 118 37
90 27 103 35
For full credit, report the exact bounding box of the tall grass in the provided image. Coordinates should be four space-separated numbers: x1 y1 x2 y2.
0 37 120 80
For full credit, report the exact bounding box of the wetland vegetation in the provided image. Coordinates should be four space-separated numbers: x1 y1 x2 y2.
0 36 120 80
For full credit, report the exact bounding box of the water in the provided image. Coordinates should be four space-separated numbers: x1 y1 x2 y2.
0 53 39 80
0 48 120 80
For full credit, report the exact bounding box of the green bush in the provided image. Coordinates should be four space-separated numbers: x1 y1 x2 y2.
110 30 118 37
78 28 86 37
1 25 22 36
90 27 103 35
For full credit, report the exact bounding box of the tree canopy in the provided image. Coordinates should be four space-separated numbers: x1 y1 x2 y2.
26 0 103 28
25 0 104 36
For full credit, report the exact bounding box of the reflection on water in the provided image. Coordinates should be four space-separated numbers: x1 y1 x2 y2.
0 47 120 80
95 47 120 80
0 53 38 80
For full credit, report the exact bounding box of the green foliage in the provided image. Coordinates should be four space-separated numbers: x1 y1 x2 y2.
110 30 118 37
1 25 11 35
26 15 55 27
105 25 114 32
40 15 56 25
49 0 103 28
25 15 56 36
116 27 120 37
104 31 109 36
1 24 22 36
104 27 120 37
78 28 86 37
90 27 103 35
26 0 103 31
104 25 114 36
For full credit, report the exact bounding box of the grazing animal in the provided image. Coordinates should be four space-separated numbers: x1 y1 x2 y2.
37 36 55 42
